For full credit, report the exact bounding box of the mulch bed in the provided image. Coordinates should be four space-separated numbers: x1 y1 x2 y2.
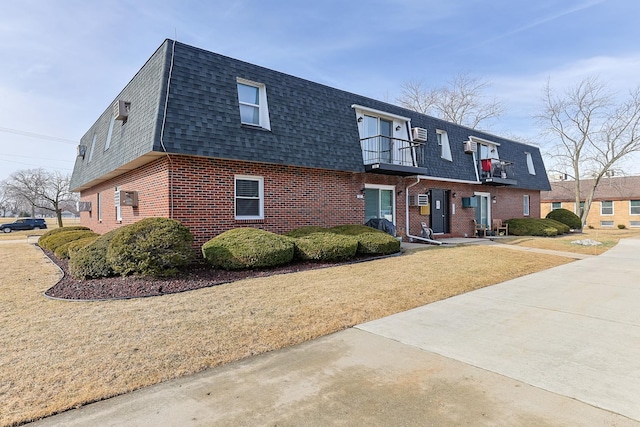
42 249 386 301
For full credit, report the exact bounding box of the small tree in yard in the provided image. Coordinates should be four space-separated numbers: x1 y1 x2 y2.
539 76 640 226
4 168 75 227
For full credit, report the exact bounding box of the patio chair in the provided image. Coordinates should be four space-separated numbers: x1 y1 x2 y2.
492 219 508 236
473 219 487 238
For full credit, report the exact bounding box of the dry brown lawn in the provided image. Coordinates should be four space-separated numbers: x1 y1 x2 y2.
1 242 572 426
505 228 640 255
0 218 80 241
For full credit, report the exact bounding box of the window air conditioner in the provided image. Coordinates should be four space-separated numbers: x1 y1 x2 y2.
77 145 87 159
412 127 428 142
464 140 477 153
409 194 429 206
116 190 139 207
77 201 92 212
114 100 131 121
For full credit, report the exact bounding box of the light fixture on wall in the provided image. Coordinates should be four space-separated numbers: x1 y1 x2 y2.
357 116 363 123
452 192 457 198
397 190 403 196
492 196 497 203
395 125 401 131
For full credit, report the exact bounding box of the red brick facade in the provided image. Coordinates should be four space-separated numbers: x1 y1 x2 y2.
79 155 540 246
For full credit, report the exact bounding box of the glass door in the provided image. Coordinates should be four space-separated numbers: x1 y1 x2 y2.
475 193 490 227
365 187 395 223
364 115 393 163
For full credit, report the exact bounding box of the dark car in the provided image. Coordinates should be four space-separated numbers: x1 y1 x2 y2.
0 218 47 233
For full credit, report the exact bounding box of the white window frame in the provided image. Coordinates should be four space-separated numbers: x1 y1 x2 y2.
523 194 530 216
115 186 122 222
630 220 640 228
237 78 271 130
600 200 613 216
525 152 536 175
364 184 396 224
104 116 115 151
88 133 96 162
235 175 264 220
630 200 640 215
97 192 102 222
600 220 614 227
437 129 452 162
551 202 562 210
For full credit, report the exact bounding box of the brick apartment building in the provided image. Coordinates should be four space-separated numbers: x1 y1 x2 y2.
69 40 550 246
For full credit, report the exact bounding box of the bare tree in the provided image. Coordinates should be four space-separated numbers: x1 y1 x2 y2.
397 73 504 130
539 76 640 226
4 169 75 227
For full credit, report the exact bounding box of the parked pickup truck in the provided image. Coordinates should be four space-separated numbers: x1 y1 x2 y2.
0 218 47 233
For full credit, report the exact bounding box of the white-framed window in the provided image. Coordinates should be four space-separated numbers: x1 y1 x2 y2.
88 133 97 162
104 116 115 151
364 184 395 224
551 202 562 210
600 200 613 215
575 201 585 217
97 192 102 222
630 200 640 215
115 186 122 221
436 129 452 161
237 78 271 130
235 175 264 220
630 220 640 228
600 220 614 227
525 152 536 175
523 195 530 216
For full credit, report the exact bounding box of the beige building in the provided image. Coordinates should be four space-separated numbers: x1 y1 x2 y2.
541 175 640 229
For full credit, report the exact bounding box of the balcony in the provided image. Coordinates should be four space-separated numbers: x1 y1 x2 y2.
360 135 427 176
479 158 517 186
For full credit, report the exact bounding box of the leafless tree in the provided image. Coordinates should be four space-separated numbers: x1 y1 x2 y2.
397 73 504 130
4 169 75 227
539 76 640 226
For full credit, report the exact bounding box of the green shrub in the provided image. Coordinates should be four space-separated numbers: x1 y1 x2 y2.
504 218 561 237
39 226 91 248
289 232 358 262
41 230 98 253
546 208 582 230
64 236 100 259
106 218 194 277
284 226 327 238
202 228 294 270
618 224 626 229
69 230 120 280
54 234 100 259
329 224 401 255
543 218 570 234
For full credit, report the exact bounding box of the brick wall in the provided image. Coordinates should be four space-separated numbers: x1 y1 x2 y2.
541 200 640 229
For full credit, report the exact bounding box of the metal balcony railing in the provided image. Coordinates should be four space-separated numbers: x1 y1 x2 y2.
360 135 425 167
479 158 516 182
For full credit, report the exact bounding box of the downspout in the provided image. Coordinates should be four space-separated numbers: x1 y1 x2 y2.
159 39 176 219
405 176 442 245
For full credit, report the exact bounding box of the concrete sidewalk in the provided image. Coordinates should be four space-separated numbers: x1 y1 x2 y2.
29 239 640 426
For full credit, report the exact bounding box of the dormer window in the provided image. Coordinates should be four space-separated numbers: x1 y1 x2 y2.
436 129 452 161
237 78 271 130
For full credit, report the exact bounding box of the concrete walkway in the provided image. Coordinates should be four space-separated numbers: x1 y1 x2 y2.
29 239 640 426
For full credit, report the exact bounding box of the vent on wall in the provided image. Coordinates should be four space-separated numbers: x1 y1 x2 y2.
464 140 477 153
409 194 429 206
114 100 131 121
412 127 428 142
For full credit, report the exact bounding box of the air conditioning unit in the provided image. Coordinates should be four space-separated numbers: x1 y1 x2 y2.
77 201 92 212
409 194 429 206
464 140 477 153
114 100 131 121
77 145 87 159
412 127 428 142
115 190 139 207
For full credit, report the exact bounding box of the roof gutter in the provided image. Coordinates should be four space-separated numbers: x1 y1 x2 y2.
405 177 442 245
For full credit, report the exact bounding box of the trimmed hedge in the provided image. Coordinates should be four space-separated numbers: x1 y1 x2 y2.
54 235 100 259
504 218 567 237
329 224 401 255
40 230 98 253
284 226 327 238
287 231 358 262
202 228 295 270
544 218 570 234
546 208 582 230
65 236 100 259
106 218 194 277
39 226 91 249
68 230 120 280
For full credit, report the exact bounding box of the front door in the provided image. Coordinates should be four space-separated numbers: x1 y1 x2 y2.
475 193 491 228
430 189 450 234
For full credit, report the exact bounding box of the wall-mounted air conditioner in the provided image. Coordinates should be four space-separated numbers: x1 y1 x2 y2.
464 140 477 153
77 201 92 212
114 100 131 121
409 194 429 206
412 127 428 142
77 145 87 159
115 190 139 207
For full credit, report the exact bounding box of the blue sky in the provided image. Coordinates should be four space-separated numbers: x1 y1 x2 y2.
2 0 640 181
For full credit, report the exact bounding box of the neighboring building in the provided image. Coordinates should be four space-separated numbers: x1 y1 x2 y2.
541 175 640 228
70 40 550 246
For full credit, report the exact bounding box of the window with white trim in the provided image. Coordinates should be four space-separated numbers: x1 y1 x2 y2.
235 176 264 220
97 192 102 222
600 220 614 227
630 200 640 215
104 116 115 151
523 195 530 216
630 220 640 228
88 133 96 162
237 78 271 130
525 152 536 175
115 186 122 221
437 130 452 161
551 202 561 210
600 200 613 215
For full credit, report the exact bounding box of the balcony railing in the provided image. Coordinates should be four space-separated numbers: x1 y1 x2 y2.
479 158 517 185
360 135 425 175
